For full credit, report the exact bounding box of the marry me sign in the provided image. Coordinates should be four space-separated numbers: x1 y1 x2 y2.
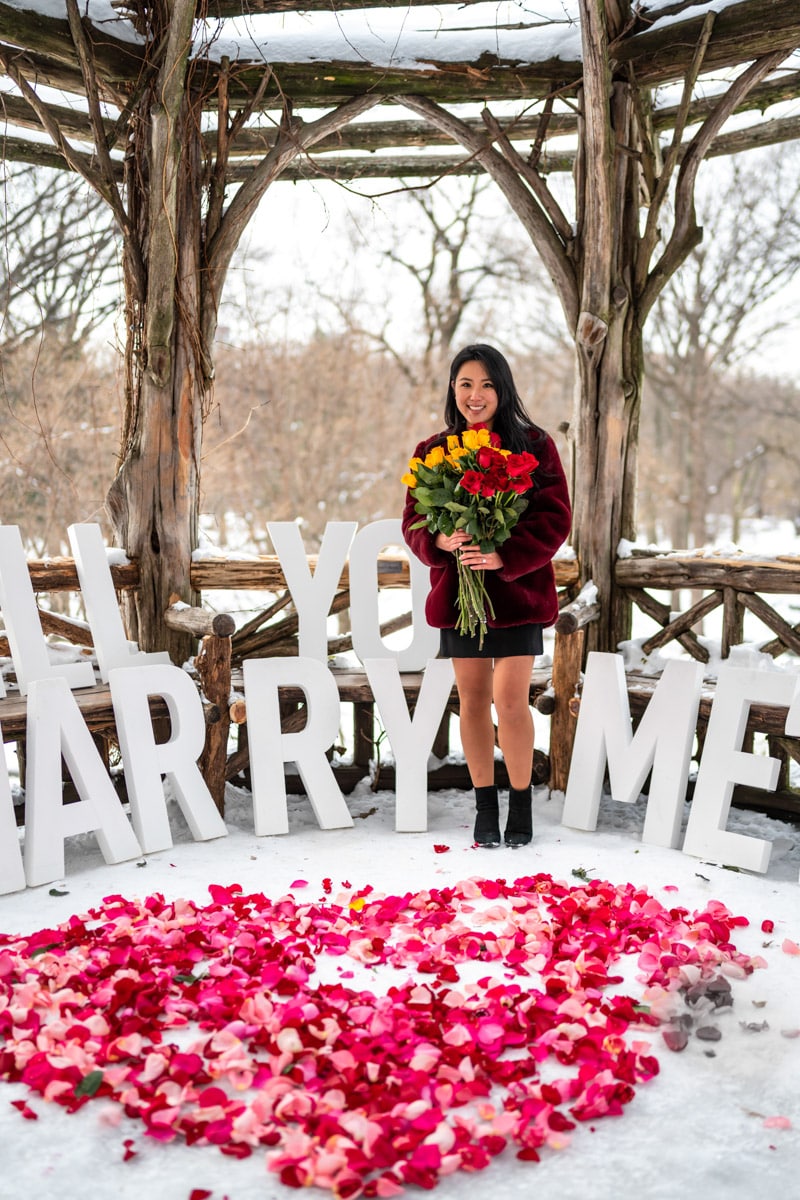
0 522 797 894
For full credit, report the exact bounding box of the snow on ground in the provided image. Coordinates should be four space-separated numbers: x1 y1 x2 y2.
1 782 798 1200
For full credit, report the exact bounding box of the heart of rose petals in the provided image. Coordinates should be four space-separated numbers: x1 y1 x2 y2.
0 875 765 1197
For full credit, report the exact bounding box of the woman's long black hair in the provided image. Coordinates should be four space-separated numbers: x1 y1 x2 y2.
443 343 545 455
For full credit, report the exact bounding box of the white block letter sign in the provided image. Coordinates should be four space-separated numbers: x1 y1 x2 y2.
268 521 357 662
782 689 800 884
23 677 142 887
350 519 439 671
68 524 170 681
110 664 228 854
683 665 799 873
0 721 26 894
0 525 95 696
562 653 703 849
365 656 455 832
243 656 353 836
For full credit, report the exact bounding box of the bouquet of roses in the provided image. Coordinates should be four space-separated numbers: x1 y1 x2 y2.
403 424 538 647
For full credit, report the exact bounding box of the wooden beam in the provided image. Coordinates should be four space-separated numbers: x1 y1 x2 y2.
4 64 798 161
615 554 800 594
1 0 798 110
208 0 470 12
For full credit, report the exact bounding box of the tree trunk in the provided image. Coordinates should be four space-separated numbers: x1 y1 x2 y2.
106 5 205 665
571 60 643 654
572 305 644 653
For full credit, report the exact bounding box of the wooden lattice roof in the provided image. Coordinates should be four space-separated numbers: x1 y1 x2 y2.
1 0 799 181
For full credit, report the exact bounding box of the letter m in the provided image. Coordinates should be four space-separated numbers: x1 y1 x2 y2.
561 652 703 848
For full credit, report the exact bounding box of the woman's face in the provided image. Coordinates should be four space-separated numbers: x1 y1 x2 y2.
452 360 499 429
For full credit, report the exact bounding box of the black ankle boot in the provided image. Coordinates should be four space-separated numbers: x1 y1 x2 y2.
505 784 532 846
473 785 500 847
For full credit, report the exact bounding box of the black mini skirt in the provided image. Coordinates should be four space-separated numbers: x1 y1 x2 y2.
439 623 544 659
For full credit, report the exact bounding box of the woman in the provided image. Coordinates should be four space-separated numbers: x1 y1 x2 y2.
402 344 571 847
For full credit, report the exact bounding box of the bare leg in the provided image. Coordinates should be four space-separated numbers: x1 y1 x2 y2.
451 657 496 787
492 655 535 788
451 657 499 845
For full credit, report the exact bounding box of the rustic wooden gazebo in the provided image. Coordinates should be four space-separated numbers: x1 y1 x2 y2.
1 0 799 665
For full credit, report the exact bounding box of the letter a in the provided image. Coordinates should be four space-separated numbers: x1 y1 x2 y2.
23 677 142 887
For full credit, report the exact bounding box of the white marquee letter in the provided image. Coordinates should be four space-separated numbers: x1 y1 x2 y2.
365 656 455 832
68 524 170 681
0 525 94 696
683 665 798 873
350 519 439 671
562 653 702 848
0 727 25 894
110 665 227 854
268 521 357 662
783 691 800 884
23 677 142 887
243 656 353 836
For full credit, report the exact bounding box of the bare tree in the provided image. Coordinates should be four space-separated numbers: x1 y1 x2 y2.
318 177 557 393
0 334 119 558
202 333 418 551
0 165 120 351
640 148 800 546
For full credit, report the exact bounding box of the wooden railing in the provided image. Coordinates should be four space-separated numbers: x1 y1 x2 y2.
615 552 800 661
614 551 800 819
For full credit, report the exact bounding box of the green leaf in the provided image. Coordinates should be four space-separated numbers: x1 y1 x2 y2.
48 888 69 897
75 1070 105 1098
571 866 594 881
29 942 61 958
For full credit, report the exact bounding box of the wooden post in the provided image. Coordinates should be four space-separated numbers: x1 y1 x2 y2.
549 628 585 792
195 631 233 816
353 702 375 770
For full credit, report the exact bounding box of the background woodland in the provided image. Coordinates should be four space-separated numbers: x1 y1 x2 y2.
2 145 799 565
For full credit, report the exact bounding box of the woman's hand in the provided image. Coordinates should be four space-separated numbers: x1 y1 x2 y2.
458 544 502 571
435 530 471 554
435 531 501 570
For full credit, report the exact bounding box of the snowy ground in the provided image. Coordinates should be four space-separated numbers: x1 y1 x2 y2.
1 782 798 1200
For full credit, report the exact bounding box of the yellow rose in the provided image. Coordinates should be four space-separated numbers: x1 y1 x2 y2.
424 445 446 467
446 446 469 469
447 434 462 451
461 429 480 451
401 472 418 488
